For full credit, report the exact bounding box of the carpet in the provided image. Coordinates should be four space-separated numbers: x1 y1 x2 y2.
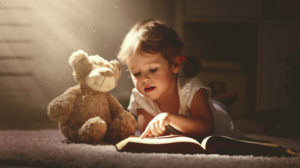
0 129 299 168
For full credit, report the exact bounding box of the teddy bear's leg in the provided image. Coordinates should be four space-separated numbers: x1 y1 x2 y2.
105 112 137 143
78 116 107 144
59 123 80 142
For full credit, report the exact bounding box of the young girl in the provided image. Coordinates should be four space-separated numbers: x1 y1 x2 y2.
117 19 239 139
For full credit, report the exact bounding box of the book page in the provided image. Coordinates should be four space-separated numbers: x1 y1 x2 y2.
124 135 201 145
116 135 205 154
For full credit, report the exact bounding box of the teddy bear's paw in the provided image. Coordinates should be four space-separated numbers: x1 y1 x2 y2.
119 115 137 138
105 113 136 142
47 100 71 122
78 116 107 144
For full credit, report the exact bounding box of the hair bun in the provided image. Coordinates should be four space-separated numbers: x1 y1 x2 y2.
182 56 201 78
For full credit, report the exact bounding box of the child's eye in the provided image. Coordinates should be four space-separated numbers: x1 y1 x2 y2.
149 68 158 73
133 72 141 77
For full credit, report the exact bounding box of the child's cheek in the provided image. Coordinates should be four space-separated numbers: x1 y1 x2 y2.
156 73 169 83
130 74 137 86
132 78 144 94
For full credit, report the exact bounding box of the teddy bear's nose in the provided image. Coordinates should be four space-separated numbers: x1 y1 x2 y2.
99 68 114 77
90 67 113 78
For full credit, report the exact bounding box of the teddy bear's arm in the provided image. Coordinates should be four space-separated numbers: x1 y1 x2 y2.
106 93 127 118
47 85 81 122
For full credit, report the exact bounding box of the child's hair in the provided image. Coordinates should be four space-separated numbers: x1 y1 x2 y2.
117 19 200 78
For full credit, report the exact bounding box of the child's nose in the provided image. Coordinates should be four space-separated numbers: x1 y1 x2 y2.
141 73 151 83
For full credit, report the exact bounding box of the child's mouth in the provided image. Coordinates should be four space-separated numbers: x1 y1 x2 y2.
144 86 156 92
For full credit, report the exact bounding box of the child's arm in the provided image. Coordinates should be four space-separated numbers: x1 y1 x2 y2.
136 108 154 134
141 89 214 139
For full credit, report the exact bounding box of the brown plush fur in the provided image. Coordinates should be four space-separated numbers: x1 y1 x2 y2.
47 50 137 144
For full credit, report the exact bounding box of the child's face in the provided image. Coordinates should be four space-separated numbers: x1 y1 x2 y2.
126 52 179 100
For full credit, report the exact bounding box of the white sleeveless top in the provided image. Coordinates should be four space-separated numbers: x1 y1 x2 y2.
128 77 241 137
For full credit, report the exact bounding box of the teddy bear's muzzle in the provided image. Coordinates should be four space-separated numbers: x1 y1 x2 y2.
85 67 116 92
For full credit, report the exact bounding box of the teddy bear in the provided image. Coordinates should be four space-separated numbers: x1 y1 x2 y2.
47 50 137 144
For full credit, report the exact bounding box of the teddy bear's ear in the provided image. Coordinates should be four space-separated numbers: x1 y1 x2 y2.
68 50 89 68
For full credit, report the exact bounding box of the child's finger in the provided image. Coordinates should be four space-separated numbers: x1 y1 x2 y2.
140 130 148 138
159 119 166 132
150 124 159 136
154 122 164 135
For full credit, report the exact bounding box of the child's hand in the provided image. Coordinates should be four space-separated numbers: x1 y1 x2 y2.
140 113 170 138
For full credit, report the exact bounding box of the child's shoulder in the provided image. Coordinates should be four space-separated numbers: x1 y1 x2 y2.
178 76 211 100
178 76 204 89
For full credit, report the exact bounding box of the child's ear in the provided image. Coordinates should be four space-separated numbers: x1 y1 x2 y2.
171 64 180 74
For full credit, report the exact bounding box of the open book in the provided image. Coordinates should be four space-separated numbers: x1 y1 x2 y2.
115 135 296 156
